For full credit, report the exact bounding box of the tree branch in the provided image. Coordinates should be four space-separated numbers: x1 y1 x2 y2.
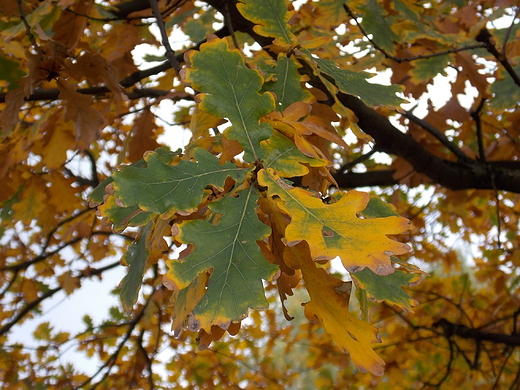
337 92 520 193
434 319 520 347
149 0 181 73
108 0 153 18
476 28 520 88
401 109 471 162
343 4 486 63
471 97 487 162
0 261 120 337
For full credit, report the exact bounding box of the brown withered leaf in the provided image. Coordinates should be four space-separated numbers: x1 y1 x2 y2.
127 108 162 162
57 79 103 149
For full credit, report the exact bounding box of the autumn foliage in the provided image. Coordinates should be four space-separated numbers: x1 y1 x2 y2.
1 0 520 388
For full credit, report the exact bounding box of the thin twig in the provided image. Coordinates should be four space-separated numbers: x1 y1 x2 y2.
340 148 378 172
471 97 487 162
492 179 503 250
77 289 156 390
224 1 240 49
343 4 486 63
149 0 181 73
0 261 120 337
502 7 520 55
476 28 520 88
16 0 39 54
402 110 471 162
2 231 133 273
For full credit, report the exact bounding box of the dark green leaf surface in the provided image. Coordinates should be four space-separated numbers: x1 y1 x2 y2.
183 38 275 162
351 268 418 312
112 147 249 215
119 222 152 310
261 54 314 111
165 186 278 330
314 55 405 107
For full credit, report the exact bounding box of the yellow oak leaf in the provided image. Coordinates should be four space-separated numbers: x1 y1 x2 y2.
164 271 208 337
57 271 81 295
266 101 348 158
298 248 385 376
12 177 47 225
258 168 411 275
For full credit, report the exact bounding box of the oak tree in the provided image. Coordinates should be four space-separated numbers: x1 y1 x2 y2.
1 0 519 388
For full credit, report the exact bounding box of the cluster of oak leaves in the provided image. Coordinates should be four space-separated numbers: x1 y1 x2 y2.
88 36 422 376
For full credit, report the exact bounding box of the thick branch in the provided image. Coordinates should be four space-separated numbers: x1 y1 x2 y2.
434 319 520 347
109 0 152 18
337 92 520 193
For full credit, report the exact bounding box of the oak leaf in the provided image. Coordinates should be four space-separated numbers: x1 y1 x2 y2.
164 186 278 331
182 37 275 162
258 168 411 275
111 147 249 216
57 79 104 149
299 247 385 376
260 54 314 111
237 0 297 48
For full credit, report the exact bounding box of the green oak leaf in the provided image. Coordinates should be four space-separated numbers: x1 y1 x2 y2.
351 267 419 312
259 131 328 177
119 222 152 310
0 54 25 91
410 55 450 84
164 186 278 330
111 147 249 215
236 0 297 48
357 0 398 54
261 54 314 111
299 49 405 107
361 196 400 218
490 64 520 110
98 197 155 232
88 147 179 205
183 37 275 162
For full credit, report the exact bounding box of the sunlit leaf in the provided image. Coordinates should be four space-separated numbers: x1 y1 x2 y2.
299 250 385 376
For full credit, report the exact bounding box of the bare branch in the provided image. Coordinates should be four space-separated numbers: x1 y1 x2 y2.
343 4 486 63
502 7 520 55
401 109 471 162
16 0 39 54
476 28 520 88
433 319 520 347
471 97 487 162
149 0 181 73
0 261 120 337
